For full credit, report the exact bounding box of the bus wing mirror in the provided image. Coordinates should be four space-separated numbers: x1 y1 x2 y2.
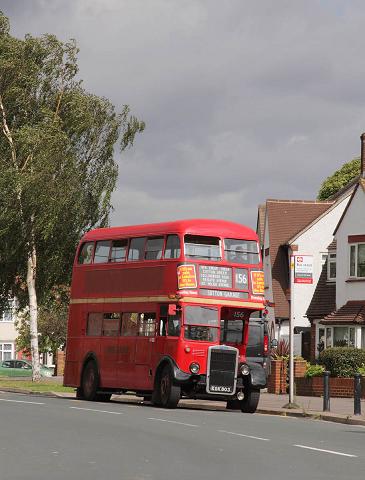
270 339 278 349
168 304 177 315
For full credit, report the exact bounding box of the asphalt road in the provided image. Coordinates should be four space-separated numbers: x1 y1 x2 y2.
0 391 364 480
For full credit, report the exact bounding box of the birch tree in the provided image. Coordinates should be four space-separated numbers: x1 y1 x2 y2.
0 12 144 380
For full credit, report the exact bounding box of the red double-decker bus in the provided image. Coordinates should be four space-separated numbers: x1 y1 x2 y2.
64 219 266 413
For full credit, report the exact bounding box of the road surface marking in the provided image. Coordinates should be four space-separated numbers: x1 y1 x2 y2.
69 407 123 415
293 444 357 457
148 417 198 427
218 430 270 441
0 398 45 405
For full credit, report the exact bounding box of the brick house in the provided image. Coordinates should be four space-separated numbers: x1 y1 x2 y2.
0 300 18 361
308 135 365 357
257 191 351 359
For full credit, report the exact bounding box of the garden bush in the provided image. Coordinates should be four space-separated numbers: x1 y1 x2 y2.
305 363 325 378
319 347 365 377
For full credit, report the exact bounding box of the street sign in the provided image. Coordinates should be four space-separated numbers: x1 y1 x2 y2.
293 255 313 284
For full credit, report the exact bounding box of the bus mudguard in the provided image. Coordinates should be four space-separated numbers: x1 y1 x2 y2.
246 361 267 388
155 356 191 384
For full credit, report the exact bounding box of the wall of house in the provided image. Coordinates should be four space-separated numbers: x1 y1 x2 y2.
336 186 365 307
263 214 275 339
0 316 17 360
290 195 350 330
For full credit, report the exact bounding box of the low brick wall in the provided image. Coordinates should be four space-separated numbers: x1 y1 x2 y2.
296 376 365 398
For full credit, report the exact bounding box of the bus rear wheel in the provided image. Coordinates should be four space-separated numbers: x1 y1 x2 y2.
240 388 260 413
81 361 99 401
159 365 180 409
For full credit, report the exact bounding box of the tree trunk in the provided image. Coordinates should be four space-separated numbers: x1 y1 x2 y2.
27 244 41 382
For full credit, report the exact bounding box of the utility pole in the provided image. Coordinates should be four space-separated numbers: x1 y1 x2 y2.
283 254 299 409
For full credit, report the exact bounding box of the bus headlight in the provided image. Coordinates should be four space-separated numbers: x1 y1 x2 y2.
189 362 200 374
240 363 250 376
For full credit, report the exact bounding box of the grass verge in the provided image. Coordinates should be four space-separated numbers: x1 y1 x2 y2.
0 377 75 393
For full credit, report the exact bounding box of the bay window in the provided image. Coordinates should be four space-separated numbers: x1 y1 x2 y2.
322 326 355 348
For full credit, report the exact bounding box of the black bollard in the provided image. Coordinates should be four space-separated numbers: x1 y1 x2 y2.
323 371 330 412
354 373 362 416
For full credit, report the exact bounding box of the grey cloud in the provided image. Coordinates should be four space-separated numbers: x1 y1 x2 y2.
4 0 365 230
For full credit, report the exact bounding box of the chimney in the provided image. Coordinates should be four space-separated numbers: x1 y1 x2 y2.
361 133 365 178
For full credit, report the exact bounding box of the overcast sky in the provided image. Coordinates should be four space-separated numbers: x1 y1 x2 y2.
2 0 365 229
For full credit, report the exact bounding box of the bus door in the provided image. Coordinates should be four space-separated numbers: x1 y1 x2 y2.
154 305 181 364
134 312 157 389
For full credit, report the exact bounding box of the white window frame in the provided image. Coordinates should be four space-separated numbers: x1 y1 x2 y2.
0 343 14 361
0 309 13 322
349 242 365 278
327 252 336 281
323 326 355 348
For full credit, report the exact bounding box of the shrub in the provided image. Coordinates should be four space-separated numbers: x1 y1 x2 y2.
319 347 365 377
358 364 365 376
271 339 289 360
305 363 325 378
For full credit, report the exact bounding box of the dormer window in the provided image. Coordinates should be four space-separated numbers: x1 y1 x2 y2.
349 243 365 278
328 253 336 281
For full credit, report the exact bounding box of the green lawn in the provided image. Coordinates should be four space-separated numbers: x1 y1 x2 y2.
0 377 75 393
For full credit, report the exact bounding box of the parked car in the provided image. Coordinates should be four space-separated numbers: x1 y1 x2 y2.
0 359 54 378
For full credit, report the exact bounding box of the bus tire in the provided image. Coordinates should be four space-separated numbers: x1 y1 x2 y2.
159 365 180 409
76 387 84 399
81 360 99 401
96 393 112 402
240 388 260 413
226 399 241 410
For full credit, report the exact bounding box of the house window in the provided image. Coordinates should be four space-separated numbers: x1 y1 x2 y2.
323 326 355 348
328 253 336 281
0 343 14 361
349 243 365 278
0 310 13 322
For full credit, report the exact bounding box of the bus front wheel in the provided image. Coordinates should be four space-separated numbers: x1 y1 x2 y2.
240 388 260 413
81 361 99 401
158 365 180 409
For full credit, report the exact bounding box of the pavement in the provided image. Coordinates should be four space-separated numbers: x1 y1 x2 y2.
1 380 364 426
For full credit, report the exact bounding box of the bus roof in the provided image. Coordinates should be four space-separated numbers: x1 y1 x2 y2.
81 219 258 242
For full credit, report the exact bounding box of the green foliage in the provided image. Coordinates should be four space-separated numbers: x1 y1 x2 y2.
358 364 365 376
304 363 325 378
319 347 365 377
317 157 360 200
15 285 69 355
271 339 289 360
0 11 144 310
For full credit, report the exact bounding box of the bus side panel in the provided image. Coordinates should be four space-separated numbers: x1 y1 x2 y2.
64 304 85 386
80 265 166 298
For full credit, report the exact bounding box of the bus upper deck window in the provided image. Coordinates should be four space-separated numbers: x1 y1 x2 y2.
224 239 259 265
110 239 128 262
184 235 221 261
164 235 181 259
78 242 94 264
128 237 147 261
94 241 111 263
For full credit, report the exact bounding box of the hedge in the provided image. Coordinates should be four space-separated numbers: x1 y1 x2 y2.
319 347 365 377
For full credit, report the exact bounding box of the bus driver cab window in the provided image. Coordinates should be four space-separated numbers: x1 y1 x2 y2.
159 305 181 337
